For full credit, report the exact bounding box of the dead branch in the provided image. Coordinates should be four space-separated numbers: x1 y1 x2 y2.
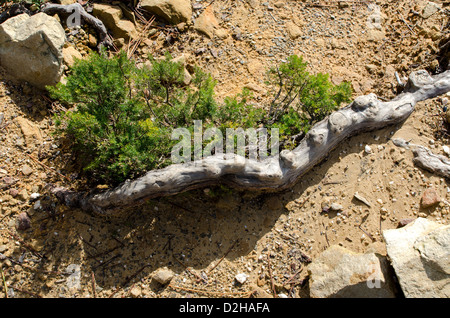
412 145 450 178
50 69 450 215
41 3 113 49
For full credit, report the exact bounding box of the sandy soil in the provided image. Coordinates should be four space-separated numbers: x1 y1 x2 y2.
0 0 449 298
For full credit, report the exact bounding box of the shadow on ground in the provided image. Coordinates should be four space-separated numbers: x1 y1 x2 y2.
13 118 422 298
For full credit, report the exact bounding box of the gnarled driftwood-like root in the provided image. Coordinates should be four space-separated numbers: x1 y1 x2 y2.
41 3 113 49
52 69 450 215
412 146 450 178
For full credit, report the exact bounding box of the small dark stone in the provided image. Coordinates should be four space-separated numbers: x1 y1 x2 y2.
9 188 18 197
397 218 415 228
421 188 441 208
16 212 31 231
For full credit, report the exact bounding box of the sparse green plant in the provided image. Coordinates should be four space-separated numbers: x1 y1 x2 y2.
48 49 174 184
265 55 353 142
48 51 352 185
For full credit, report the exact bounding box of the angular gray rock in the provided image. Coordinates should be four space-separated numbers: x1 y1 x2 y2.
415 224 450 275
140 0 192 24
383 218 450 298
422 2 442 19
308 245 397 298
0 13 65 89
152 267 174 285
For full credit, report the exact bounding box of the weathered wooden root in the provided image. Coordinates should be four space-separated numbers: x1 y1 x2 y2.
52 69 450 215
412 146 450 178
391 138 450 178
41 3 112 49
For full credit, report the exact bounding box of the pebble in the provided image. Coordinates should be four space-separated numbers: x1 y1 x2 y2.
33 200 42 210
353 192 371 207
65 264 81 291
397 218 416 228
235 273 248 284
152 267 174 285
129 286 142 298
21 164 33 176
17 189 29 201
443 145 450 156
330 203 343 211
16 212 31 231
421 188 441 208
9 188 18 197
365 145 372 154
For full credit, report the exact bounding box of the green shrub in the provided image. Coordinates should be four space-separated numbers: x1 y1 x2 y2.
48 51 352 185
135 52 218 127
265 55 352 143
48 50 173 184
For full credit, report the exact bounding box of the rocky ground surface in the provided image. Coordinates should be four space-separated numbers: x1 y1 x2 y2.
0 0 449 298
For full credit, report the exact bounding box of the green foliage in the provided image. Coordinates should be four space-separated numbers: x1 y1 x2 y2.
48 51 352 185
48 50 173 184
135 52 218 127
215 88 265 129
265 55 353 141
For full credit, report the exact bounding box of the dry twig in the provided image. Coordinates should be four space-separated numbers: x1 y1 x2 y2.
267 252 277 298
24 153 71 182
207 240 238 274
7 230 44 259
8 285 42 298
1 265 7 298
168 284 254 297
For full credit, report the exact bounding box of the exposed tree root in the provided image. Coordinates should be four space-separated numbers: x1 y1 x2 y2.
51 69 450 215
41 3 113 49
412 146 450 179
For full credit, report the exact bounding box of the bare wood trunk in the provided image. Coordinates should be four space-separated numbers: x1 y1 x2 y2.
51 69 450 215
412 146 450 178
41 3 113 49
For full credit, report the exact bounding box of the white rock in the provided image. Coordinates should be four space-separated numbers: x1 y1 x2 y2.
308 245 397 298
414 224 450 275
443 145 450 156
0 13 65 89
330 203 343 211
33 200 41 210
65 264 81 291
383 218 450 297
30 193 40 200
364 145 372 154
235 273 248 284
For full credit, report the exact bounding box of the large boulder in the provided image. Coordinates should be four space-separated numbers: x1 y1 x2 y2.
308 245 398 298
140 0 192 24
383 218 450 298
0 13 65 89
